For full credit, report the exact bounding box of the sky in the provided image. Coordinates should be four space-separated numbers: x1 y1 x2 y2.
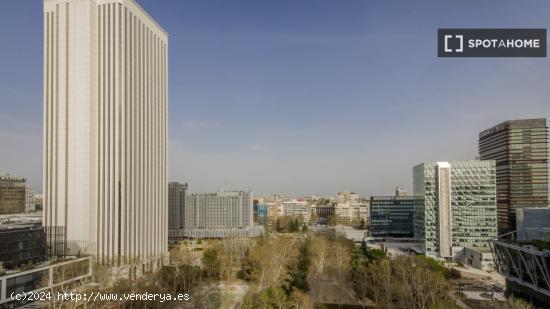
1 0 549 197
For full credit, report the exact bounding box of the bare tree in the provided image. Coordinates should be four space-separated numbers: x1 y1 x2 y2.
331 239 351 282
243 236 298 290
309 236 331 280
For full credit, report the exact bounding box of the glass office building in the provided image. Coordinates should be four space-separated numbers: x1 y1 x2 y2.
0 224 47 269
370 195 415 238
413 161 497 259
479 119 549 235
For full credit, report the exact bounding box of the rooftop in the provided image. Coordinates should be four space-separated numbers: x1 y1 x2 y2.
0 223 42 231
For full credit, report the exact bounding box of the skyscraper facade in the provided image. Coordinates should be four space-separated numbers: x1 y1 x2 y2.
168 182 188 230
413 161 497 259
479 119 549 235
43 0 168 267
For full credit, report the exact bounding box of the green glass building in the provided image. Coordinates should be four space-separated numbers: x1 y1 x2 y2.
413 160 497 259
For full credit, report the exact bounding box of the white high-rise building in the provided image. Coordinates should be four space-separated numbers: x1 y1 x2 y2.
43 0 168 268
413 161 497 259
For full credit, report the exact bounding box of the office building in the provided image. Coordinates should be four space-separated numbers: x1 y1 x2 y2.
34 193 43 211
0 256 92 308
336 191 359 204
395 187 408 197
267 204 281 221
43 0 168 267
312 204 335 221
413 161 497 259
168 182 188 230
335 191 369 226
185 191 252 229
25 187 36 212
479 119 549 234
168 191 262 238
282 200 311 223
0 173 26 215
253 199 268 225
0 224 47 269
370 195 415 238
515 208 550 240
517 207 550 230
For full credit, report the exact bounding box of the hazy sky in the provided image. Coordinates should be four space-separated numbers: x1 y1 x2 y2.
1 0 549 197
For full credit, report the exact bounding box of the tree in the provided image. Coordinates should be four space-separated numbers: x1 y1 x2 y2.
217 237 252 281
352 255 455 308
310 211 318 226
243 286 313 309
507 297 534 309
288 219 298 233
327 215 336 226
238 247 256 280
331 240 351 282
170 243 197 265
179 264 203 291
310 236 331 280
359 218 366 229
286 238 310 292
276 217 282 232
238 236 298 290
202 247 220 280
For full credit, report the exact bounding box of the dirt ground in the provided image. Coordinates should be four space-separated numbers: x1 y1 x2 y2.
308 277 373 307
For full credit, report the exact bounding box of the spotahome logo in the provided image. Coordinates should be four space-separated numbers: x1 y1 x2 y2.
438 29 546 57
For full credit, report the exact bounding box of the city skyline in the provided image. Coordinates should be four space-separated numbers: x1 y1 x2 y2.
1 0 550 196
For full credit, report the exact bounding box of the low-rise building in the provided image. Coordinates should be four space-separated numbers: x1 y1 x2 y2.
312 204 335 223
458 247 495 271
335 200 369 226
0 256 92 308
282 201 311 223
516 208 550 241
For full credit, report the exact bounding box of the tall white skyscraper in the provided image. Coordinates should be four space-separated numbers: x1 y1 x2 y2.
43 0 168 268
